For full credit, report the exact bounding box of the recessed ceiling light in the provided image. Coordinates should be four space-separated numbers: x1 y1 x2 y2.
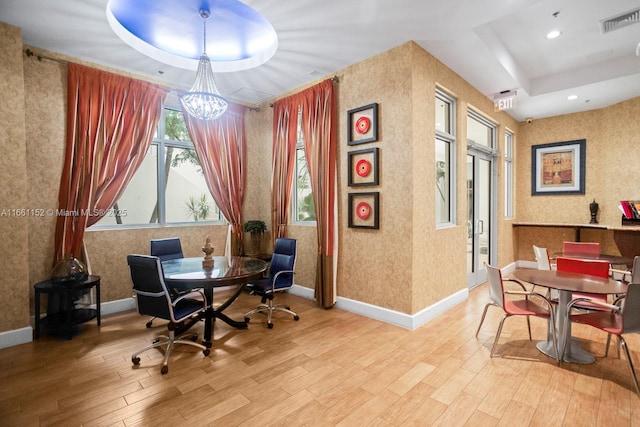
546 30 562 39
567 95 578 100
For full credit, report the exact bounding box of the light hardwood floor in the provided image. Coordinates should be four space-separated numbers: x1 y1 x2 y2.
1 283 640 426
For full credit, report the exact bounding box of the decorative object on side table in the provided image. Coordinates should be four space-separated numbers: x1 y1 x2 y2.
202 236 214 268
244 220 267 255
589 199 599 224
51 253 88 284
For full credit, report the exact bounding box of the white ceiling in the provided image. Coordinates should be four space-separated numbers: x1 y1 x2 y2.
1 0 639 122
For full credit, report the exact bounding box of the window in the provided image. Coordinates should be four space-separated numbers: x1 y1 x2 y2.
435 89 456 225
467 111 495 149
504 130 514 218
92 107 222 227
292 108 316 223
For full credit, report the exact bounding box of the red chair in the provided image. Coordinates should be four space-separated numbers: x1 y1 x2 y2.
475 263 558 360
564 283 640 397
556 257 610 310
562 241 600 256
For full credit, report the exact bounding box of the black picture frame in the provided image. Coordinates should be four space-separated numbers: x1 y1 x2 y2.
348 147 379 187
347 103 378 145
531 139 586 195
348 192 379 229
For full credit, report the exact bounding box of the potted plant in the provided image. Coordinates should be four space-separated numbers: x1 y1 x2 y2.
243 220 267 255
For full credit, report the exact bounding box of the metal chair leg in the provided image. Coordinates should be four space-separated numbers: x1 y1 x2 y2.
619 337 640 397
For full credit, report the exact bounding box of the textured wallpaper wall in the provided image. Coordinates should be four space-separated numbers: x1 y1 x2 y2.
0 23 30 331
514 98 640 260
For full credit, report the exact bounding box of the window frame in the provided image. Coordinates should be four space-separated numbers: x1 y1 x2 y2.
89 105 223 230
435 89 456 227
504 129 514 218
291 108 317 225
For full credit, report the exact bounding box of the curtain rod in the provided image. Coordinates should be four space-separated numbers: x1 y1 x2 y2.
269 75 339 107
24 48 329 113
24 48 68 65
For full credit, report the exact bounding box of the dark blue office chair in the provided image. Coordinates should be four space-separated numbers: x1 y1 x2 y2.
127 254 208 374
244 238 299 329
150 237 184 261
147 237 185 327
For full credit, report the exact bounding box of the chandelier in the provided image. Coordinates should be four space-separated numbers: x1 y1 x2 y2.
180 9 228 120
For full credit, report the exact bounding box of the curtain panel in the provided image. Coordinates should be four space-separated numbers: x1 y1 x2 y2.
54 63 167 263
270 97 298 243
272 79 337 307
299 79 337 307
182 102 246 256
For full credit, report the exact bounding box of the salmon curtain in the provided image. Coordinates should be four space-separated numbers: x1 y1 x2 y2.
270 97 298 242
54 63 167 263
299 80 337 307
272 79 337 307
182 103 246 256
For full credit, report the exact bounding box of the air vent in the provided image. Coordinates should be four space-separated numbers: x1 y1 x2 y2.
600 8 640 34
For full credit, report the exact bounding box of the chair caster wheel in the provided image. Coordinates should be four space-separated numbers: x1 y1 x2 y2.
267 323 273 329
244 316 250 322
203 349 210 356
146 321 152 328
294 315 300 321
132 356 140 365
161 366 168 375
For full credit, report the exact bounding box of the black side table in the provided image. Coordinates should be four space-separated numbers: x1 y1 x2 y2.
34 275 101 339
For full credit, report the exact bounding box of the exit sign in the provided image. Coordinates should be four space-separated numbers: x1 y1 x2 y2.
493 90 517 111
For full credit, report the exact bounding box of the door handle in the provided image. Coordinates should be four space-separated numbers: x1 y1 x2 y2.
477 219 484 235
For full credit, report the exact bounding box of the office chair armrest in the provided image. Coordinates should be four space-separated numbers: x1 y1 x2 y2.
567 297 620 313
173 289 207 309
270 269 295 291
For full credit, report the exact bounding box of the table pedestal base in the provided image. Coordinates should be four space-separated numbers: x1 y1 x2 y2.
536 339 595 364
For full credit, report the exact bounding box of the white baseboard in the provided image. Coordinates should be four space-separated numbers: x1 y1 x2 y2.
101 297 136 315
0 327 33 349
290 284 469 330
0 280 475 349
0 298 137 350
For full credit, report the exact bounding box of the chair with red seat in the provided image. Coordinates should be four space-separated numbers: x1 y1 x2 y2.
563 283 640 397
562 241 600 256
611 255 640 283
533 245 552 271
556 256 610 311
475 263 558 360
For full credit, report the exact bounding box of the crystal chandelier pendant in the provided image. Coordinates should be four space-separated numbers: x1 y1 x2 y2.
180 10 228 120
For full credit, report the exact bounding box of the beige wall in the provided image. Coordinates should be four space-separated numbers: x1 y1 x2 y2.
0 23 30 331
268 42 519 314
514 99 640 261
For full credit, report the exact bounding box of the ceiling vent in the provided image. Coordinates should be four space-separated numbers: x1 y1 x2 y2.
599 8 640 34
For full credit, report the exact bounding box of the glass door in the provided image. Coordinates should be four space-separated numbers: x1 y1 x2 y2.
467 149 494 288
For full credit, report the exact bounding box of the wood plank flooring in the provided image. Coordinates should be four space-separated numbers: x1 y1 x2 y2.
1 283 640 426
